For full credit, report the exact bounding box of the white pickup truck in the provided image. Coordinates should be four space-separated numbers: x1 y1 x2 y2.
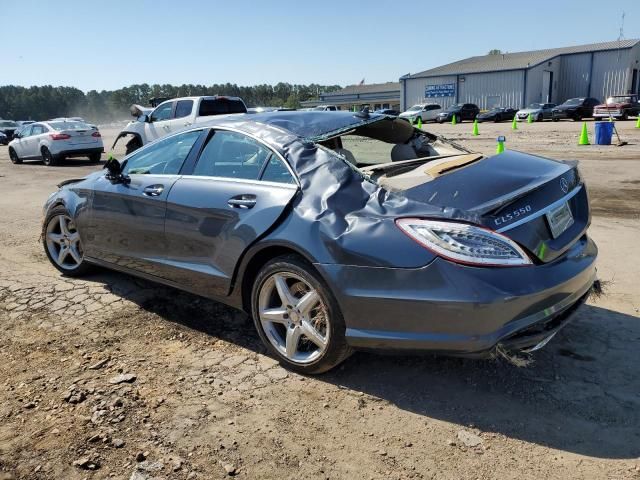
113 95 247 154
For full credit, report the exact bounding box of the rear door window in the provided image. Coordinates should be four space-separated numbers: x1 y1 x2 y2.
192 130 273 180
32 125 46 135
260 156 295 184
174 100 194 119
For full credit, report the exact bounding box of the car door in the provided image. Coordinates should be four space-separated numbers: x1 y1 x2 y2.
145 101 175 142
30 124 48 158
169 99 194 130
13 125 33 157
85 129 204 276
163 128 299 298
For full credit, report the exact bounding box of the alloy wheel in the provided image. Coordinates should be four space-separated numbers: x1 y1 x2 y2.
45 214 83 270
258 272 329 364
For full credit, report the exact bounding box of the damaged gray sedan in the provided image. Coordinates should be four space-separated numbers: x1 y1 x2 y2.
42 111 597 374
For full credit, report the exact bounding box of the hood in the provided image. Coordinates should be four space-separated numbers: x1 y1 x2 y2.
130 104 154 118
595 101 633 108
477 111 498 118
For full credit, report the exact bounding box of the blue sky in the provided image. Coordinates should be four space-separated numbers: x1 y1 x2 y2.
1 0 639 91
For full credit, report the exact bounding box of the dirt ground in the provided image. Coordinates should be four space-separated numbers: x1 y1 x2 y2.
0 119 639 480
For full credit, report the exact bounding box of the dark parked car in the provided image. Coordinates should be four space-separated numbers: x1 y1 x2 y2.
0 120 19 143
437 103 480 123
42 111 597 374
593 94 640 120
0 131 7 145
476 107 517 123
552 97 600 121
373 109 399 116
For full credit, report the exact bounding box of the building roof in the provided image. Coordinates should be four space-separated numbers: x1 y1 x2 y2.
322 82 400 97
405 39 640 79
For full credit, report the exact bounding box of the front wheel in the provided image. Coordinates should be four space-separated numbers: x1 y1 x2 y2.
42 206 92 276
251 255 351 374
552 117 559 122
537 113 543 122
125 137 142 155
9 148 22 164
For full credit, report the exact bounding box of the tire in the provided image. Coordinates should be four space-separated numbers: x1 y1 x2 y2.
552 117 559 122
42 205 92 277
125 137 142 155
89 152 101 163
572 115 582 122
620 111 629 121
537 113 543 122
41 147 57 166
251 255 352 374
9 147 22 164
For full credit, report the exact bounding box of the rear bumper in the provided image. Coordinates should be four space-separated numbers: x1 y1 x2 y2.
54 147 104 157
317 235 597 355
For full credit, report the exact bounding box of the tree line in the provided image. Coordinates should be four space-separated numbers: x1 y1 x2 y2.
0 83 342 123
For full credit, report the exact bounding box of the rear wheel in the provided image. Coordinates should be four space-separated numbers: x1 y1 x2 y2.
620 111 629 121
573 114 582 122
41 147 57 166
42 206 92 276
89 152 101 163
552 117 559 122
251 255 351 374
9 148 22 164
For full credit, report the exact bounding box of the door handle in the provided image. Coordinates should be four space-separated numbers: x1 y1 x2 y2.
143 185 164 196
183 122 192 127
228 194 256 209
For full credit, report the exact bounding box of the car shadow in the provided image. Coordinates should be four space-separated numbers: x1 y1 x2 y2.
14 159 102 167
81 269 640 460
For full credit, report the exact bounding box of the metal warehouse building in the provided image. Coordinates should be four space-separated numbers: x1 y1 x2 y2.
400 39 640 111
301 82 400 111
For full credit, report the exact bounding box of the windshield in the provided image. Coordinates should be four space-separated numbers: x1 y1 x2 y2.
528 103 543 109
488 108 503 113
562 98 583 106
407 105 422 112
445 104 463 112
0 121 19 128
49 121 92 131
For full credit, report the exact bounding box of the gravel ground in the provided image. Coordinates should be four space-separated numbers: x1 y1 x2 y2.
0 119 639 480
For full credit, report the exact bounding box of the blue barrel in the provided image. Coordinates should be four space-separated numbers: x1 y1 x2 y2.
594 121 614 145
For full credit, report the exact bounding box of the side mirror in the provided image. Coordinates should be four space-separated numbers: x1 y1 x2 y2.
138 114 149 123
103 155 130 184
13 132 20 139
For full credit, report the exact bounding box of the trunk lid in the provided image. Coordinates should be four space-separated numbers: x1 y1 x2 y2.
374 150 589 263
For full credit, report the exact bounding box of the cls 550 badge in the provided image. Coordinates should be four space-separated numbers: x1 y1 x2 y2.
494 205 532 226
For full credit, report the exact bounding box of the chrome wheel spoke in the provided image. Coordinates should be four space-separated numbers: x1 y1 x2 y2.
260 307 288 324
285 325 302 359
68 246 82 265
69 232 80 243
273 273 296 307
58 216 70 236
57 247 68 265
301 320 326 348
47 233 64 244
296 289 319 316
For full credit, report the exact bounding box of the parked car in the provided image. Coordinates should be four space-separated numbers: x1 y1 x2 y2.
476 107 517 123
552 98 600 121
0 131 7 145
516 103 556 122
113 96 247 154
17 120 36 127
373 109 399 116
0 120 20 142
313 105 339 111
42 111 597 374
8 120 103 166
593 94 640 120
436 103 480 123
399 104 442 123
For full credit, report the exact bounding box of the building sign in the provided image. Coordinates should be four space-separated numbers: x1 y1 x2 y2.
425 84 455 98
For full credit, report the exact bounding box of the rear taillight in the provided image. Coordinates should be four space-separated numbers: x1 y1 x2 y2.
92 131 101 137
50 133 70 140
